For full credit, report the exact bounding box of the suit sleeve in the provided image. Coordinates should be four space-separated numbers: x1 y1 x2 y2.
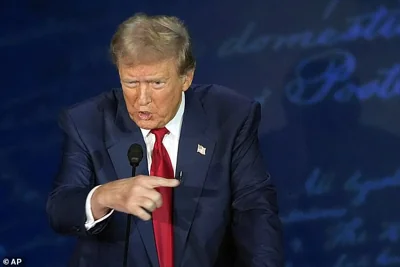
46 110 110 236
231 101 284 267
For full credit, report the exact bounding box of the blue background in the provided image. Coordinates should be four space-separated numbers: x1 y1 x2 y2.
1 0 400 266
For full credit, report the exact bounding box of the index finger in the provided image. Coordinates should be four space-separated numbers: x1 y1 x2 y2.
146 176 180 188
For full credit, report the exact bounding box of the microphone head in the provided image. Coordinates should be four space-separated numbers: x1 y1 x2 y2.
127 143 143 167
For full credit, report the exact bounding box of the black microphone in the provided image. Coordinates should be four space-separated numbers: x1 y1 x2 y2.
123 144 144 267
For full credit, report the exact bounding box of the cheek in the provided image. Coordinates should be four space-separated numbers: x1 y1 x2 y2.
153 91 180 116
123 90 138 108
154 91 170 104
123 89 136 100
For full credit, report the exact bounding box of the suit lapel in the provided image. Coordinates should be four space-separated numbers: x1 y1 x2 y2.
105 90 159 267
173 89 216 267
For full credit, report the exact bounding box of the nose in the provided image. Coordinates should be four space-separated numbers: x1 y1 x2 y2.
138 83 151 106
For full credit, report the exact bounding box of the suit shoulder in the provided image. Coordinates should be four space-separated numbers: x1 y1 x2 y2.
191 84 258 114
61 89 120 123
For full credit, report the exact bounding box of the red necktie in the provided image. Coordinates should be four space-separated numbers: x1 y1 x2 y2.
150 127 174 267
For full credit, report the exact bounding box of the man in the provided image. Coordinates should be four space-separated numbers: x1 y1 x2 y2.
46 13 284 267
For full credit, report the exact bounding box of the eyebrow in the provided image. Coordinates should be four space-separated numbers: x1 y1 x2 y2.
121 77 169 82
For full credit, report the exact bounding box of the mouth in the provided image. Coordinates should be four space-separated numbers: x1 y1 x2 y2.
138 111 152 120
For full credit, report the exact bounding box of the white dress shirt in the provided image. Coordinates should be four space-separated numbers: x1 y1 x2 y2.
84 92 185 230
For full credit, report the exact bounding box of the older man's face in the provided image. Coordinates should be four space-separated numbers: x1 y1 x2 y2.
119 59 194 130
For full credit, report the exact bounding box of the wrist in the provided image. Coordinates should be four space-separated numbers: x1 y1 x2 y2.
91 185 110 219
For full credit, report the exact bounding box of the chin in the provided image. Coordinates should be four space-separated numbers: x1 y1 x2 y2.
135 120 158 130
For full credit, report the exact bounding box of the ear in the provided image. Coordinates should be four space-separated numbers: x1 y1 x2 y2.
182 69 195 92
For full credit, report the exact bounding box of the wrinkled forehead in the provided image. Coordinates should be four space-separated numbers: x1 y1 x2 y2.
118 58 179 80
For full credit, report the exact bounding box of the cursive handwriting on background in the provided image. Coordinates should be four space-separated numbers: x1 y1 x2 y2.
218 0 400 104
284 48 400 104
281 167 400 267
218 2 400 57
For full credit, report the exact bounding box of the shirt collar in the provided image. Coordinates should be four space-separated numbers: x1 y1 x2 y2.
140 91 185 138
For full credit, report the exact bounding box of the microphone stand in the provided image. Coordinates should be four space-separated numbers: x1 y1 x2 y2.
123 165 137 267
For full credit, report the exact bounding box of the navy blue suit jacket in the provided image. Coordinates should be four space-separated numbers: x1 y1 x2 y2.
46 84 284 267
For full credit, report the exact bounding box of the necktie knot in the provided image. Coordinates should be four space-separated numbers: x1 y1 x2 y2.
151 127 169 142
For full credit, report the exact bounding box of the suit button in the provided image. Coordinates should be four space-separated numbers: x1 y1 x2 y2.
72 226 80 232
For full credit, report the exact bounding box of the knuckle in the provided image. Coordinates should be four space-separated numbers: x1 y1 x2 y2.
155 192 162 202
132 206 143 216
137 209 150 220
143 199 152 208
147 200 156 210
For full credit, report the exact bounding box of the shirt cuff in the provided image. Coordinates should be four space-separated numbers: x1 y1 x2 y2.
84 185 114 230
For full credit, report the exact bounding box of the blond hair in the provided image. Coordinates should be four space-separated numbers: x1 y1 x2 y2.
110 13 196 75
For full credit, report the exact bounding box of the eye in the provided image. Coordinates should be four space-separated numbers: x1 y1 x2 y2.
125 81 138 88
151 81 166 89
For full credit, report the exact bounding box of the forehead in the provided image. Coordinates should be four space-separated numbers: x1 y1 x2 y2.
118 59 178 79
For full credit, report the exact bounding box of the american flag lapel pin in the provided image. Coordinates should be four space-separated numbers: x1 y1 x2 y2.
197 144 206 155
